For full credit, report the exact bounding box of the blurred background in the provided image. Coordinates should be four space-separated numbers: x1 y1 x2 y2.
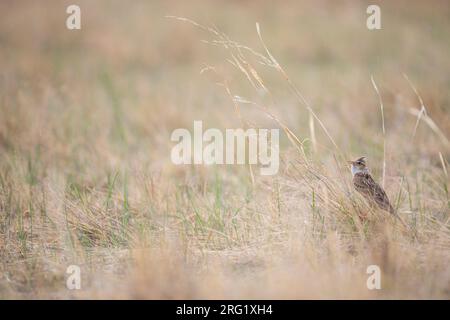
1 0 449 167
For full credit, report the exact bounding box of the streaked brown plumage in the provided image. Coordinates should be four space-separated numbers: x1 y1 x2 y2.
353 172 394 214
349 156 394 214
349 157 415 237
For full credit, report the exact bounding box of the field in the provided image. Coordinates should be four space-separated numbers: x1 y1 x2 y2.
0 0 449 299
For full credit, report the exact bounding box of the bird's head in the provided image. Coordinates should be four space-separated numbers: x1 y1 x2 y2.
348 156 368 175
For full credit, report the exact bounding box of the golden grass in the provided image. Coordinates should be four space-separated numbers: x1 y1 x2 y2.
0 0 449 299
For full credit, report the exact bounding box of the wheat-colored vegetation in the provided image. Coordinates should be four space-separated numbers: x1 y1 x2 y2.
0 0 449 299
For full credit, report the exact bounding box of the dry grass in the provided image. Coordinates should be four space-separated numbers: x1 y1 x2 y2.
0 0 449 299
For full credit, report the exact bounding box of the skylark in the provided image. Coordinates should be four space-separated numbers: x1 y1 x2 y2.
349 156 394 214
349 156 415 235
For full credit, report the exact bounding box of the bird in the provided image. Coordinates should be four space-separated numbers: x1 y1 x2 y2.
349 156 416 237
348 156 395 214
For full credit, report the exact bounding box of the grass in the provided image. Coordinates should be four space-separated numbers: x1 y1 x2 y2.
0 0 449 299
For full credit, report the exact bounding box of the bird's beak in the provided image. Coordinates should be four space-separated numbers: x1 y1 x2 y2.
347 160 354 165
